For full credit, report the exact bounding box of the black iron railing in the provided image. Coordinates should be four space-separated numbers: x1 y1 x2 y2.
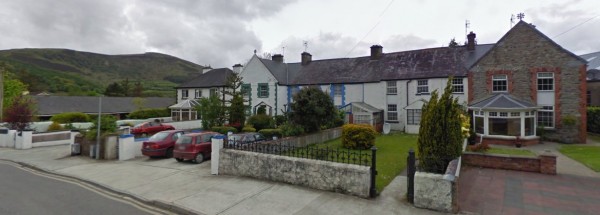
225 140 372 166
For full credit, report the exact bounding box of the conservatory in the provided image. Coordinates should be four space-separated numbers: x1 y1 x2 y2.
169 99 200 121
468 94 540 146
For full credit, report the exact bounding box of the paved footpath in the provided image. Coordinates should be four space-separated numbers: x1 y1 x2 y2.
0 145 438 215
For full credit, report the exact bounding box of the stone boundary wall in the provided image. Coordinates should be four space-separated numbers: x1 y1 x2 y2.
219 149 371 198
32 131 71 143
462 151 556 174
263 127 342 147
414 158 461 213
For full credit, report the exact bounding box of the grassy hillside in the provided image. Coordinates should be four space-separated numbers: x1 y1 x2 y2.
0 48 205 97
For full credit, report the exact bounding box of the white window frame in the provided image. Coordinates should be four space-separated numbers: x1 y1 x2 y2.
537 106 554 128
387 81 397 95
407 109 422 125
181 89 188 99
194 89 202 98
387 104 398 121
537 72 554 91
492 75 508 92
210 88 218 97
334 85 343 96
452 78 464 93
417 80 428 94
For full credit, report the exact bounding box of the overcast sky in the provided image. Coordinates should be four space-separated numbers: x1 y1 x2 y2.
0 0 598 68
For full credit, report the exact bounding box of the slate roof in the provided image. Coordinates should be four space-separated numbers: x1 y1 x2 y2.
256 44 494 86
32 96 175 116
581 51 600 71
587 69 600 82
469 93 538 110
177 68 233 88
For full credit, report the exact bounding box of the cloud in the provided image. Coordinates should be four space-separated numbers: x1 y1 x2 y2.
272 32 437 63
0 0 297 67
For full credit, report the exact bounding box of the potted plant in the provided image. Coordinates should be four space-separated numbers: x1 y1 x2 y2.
515 136 522 148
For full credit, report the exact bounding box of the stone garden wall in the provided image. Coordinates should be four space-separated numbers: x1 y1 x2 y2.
219 149 371 198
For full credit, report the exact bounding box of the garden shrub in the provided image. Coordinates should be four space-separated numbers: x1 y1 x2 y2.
247 114 274 131
85 115 118 140
211 126 237 134
417 78 463 174
562 114 577 127
341 124 377 150
280 122 305 137
274 115 287 127
127 108 170 119
289 87 336 133
50 112 91 123
241 126 256 132
587 106 600 133
47 121 64 132
259 128 282 139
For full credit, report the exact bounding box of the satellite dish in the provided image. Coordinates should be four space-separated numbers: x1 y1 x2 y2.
383 123 391 134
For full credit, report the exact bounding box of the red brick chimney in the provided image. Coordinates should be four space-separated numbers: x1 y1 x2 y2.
370 45 383 60
467 31 476 51
301 52 312 65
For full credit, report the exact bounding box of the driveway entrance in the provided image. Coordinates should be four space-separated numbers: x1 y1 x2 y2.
459 166 600 214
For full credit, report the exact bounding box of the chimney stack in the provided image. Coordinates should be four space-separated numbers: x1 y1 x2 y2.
467 31 476 51
232 64 243 73
370 45 383 60
201 66 212 74
301 52 312 65
272 54 284 63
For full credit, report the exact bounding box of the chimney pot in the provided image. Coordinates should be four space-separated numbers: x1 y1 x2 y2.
272 54 284 63
370 45 383 60
301 52 312 65
201 66 212 74
467 31 476 51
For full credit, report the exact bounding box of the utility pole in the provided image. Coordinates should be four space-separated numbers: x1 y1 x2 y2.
96 96 102 159
0 63 4 122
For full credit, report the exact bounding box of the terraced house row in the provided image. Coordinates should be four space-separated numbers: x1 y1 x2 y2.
175 21 588 144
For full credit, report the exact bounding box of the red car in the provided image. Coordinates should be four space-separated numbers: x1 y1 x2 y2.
131 121 175 137
173 132 220 163
141 130 184 158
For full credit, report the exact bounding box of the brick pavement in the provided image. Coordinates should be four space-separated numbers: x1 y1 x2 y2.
459 166 600 215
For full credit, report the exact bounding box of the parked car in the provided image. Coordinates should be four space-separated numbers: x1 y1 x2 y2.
141 130 184 158
173 131 220 163
227 132 266 146
131 121 175 137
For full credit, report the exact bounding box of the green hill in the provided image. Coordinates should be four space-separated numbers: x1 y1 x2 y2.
0 48 205 97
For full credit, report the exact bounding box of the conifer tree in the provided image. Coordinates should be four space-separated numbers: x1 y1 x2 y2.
417 77 463 173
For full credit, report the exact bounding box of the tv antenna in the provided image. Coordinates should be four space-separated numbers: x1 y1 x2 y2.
303 41 308 52
282 46 285 56
517 13 525 21
465 20 470 42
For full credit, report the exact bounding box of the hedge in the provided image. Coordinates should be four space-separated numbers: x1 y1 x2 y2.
211 126 237 134
241 126 256 132
588 107 600 133
247 114 274 131
50 112 91 123
259 129 282 139
341 124 377 150
128 108 170 119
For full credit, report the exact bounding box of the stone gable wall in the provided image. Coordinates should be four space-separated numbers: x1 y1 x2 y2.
469 23 586 143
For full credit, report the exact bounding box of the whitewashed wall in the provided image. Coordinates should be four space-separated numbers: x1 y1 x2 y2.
240 56 281 116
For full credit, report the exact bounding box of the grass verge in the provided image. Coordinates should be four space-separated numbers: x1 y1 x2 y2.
559 145 600 172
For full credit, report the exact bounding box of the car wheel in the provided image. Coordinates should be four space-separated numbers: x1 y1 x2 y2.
175 158 183 162
194 153 204 164
165 148 173 158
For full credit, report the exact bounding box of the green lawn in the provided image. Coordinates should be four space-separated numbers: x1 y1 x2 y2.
486 147 536 156
559 145 600 172
293 133 418 192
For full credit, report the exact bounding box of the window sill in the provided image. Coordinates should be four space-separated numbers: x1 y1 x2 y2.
385 120 399 123
415 93 430 95
257 96 269 98
407 124 420 126
386 93 398 95
452 92 465 94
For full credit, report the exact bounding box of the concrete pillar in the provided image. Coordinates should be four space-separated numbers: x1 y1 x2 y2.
118 134 135 161
211 136 225 175
16 130 33 150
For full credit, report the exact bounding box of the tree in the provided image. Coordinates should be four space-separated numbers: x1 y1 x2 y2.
3 95 35 130
1 63 28 120
132 97 147 111
121 78 131 97
417 78 463 173
224 73 246 130
448 38 459 48
196 95 225 129
104 82 125 96
289 86 336 133
132 81 144 97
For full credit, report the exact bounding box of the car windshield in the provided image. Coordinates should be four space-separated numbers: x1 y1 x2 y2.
229 135 243 142
148 132 169 141
177 136 193 144
133 123 146 128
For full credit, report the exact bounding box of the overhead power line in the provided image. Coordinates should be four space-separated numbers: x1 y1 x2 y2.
552 14 600 39
344 0 395 57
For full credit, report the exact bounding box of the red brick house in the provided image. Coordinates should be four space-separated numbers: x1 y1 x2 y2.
468 21 588 145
